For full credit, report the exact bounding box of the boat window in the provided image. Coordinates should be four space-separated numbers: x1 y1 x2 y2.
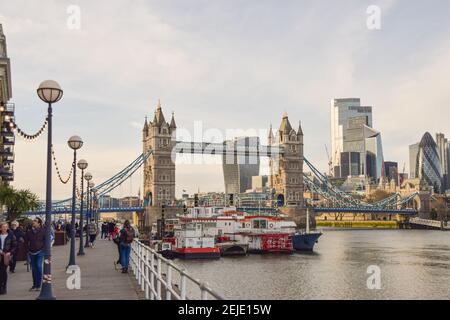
253 219 267 229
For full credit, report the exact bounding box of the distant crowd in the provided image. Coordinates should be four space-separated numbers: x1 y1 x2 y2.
0 217 137 296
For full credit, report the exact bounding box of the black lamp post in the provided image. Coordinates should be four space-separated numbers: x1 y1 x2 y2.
36 80 63 301
84 173 93 247
77 159 88 255
68 135 83 267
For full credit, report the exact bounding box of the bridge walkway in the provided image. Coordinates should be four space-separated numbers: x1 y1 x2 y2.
0 238 140 300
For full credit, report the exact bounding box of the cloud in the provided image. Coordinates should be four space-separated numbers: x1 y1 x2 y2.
1 0 449 198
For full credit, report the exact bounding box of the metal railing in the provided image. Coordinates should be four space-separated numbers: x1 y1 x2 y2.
129 239 224 300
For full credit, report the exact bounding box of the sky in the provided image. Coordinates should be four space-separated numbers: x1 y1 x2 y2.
0 0 449 199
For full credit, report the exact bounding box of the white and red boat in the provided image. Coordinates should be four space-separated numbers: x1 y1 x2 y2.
172 216 220 259
179 206 297 255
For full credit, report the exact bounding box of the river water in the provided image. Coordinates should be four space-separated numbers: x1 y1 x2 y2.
177 230 450 300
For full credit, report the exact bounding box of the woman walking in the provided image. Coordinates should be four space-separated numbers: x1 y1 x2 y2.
87 219 98 248
9 220 24 273
118 220 135 274
108 220 116 241
0 222 17 295
24 217 46 291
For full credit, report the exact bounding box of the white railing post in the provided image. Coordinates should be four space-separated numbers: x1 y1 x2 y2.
145 252 149 299
140 247 145 292
157 257 162 300
137 244 142 284
166 264 172 300
180 269 187 300
150 252 155 300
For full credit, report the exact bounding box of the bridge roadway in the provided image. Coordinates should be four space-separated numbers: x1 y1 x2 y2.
0 238 141 300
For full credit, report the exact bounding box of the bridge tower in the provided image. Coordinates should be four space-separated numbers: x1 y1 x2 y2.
142 100 177 226
269 112 304 207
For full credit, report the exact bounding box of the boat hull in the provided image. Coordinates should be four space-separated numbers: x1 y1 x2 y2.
292 233 322 251
173 248 221 260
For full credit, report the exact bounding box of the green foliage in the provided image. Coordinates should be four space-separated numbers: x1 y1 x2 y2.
0 185 40 222
365 189 393 204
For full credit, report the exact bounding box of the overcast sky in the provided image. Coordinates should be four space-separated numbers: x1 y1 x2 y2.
1 0 449 199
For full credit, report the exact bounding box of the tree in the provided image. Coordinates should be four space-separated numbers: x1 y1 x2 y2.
365 190 393 204
0 185 40 222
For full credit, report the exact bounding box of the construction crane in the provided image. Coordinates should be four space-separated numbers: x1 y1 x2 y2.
324 144 333 176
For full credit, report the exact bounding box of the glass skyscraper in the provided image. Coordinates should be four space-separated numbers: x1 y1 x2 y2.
222 137 260 194
330 98 384 182
415 132 443 193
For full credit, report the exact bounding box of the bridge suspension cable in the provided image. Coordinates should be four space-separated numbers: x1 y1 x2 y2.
303 156 418 211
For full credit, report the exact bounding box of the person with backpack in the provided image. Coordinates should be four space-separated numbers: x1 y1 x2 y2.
87 219 98 248
118 220 135 274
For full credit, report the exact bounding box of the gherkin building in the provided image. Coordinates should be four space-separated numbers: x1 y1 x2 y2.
416 132 443 193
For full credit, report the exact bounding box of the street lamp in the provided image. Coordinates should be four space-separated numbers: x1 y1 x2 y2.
68 135 83 267
90 183 97 224
84 173 93 247
77 159 88 255
36 80 63 301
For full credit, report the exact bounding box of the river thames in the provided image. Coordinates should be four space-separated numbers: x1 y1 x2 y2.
178 230 450 300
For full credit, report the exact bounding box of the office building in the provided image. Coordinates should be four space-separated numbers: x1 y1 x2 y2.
251 175 268 191
222 137 260 194
330 98 384 182
436 133 449 190
0 24 14 185
409 143 420 179
384 161 399 186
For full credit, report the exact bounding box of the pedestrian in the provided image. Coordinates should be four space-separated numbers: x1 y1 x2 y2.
118 220 135 274
87 219 98 248
9 221 24 273
101 221 108 239
0 222 17 295
108 220 116 241
24 217 46 291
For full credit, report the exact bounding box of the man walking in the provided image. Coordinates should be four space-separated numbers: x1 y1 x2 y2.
24 218 46 291
101 221 108 239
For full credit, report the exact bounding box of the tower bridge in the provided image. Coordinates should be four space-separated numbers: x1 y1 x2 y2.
26 100 420 226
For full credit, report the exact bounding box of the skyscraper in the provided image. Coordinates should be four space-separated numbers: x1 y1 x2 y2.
436 133 449 190
384 162 399 185
409 143 420 179
416 132 443 193
330 98 383 182
222 137 260 194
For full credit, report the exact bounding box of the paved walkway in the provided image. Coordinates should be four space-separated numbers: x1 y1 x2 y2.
0 238 140 300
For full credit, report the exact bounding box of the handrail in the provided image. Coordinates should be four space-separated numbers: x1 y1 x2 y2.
129 239 224 300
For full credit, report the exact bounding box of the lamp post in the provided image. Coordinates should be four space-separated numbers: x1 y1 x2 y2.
90 183 96 224
77 159 88 255
84 173 93 247
36 80 63 301
68 135 83 267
